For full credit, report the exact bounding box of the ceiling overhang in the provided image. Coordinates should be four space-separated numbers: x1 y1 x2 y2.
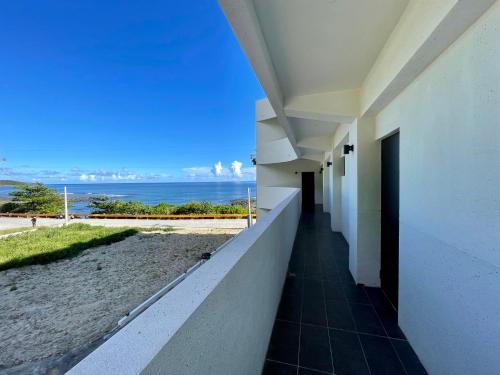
220 0 497 160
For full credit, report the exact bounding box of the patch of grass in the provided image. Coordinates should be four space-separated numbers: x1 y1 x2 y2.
0 223 139 271
0 227 32 236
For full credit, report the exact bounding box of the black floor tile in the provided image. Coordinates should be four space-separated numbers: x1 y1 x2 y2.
365 287 405 339
283 275 303 297
350 303 386 336
330 329 370 375
299 324 333 373
267 321 300 365
298 368 331 374
289 265 304 278
364 287 387 308
262 360 298 375
374 305 405 339
277 292 302 323
322 266 339 280
343 284 370 304
325 299 355 331
391 339 428 375
264 208 426 375
360 334 406 375
323 279 346 301
301 296 327 326
303 278 324 299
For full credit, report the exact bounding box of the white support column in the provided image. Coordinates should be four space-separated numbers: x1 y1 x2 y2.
347 117 381 287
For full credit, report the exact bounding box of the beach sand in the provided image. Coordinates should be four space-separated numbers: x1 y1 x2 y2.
0 227 240 371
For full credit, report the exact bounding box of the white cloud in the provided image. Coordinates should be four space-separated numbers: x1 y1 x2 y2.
111 173 138 181
182 162 255 181
212 161 224 177
231 160 243 177
79 174 96 181
0 165 168 183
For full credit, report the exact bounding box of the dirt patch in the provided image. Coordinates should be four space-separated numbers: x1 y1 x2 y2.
0 227 240 370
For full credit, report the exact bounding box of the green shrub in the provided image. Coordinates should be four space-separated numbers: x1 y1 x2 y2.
151 202 176 214
89 197 153 214
4 183 66 214
0 202 19 213
88 197 250 215
171 201 214 215
213 205 247 214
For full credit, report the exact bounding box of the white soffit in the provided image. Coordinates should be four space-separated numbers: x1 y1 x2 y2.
253 0 409 98
289 117 339 142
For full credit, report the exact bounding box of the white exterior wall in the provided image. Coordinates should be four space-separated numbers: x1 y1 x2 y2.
256 159 322 216
68 190 301 375
255 99 323 218
226 2 500 373
330 119 381 286
376 3 500 374
340 165 350 240
322 153 332 213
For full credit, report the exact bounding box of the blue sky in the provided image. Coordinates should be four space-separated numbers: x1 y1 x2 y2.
0 0 263 183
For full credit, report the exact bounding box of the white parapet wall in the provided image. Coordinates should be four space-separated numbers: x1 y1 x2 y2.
68 189 301 375
258 186 300 210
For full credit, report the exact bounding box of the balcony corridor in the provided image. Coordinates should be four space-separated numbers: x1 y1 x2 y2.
262 207 427 375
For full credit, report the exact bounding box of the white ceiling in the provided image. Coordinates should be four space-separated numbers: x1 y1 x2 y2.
253 0 409 98
289 117 339 143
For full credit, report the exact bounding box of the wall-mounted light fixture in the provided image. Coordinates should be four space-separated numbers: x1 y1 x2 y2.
320 167 324 174
250 154 256 166
326 161 332 167
343 144 354 155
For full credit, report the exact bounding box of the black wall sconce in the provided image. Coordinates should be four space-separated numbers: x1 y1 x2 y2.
326 161 332 167
250 154 256 166
343 144 354 155
319 167 324 174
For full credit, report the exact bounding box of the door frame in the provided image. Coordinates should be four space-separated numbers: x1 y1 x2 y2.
301 171 315 211
380 130 400 310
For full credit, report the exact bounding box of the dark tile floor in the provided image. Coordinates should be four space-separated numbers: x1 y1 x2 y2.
262 207 427 375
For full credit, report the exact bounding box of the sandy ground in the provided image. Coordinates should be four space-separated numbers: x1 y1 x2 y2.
0 227 240 370
0 217 248 230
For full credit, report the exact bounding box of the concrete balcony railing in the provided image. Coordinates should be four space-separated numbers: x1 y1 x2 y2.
68 188 301 375
258 186 301 211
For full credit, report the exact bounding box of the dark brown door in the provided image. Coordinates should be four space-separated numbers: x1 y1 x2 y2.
301 172 315 211
381 132 400 309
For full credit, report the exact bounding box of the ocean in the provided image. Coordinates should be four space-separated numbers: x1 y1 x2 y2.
0 181 256 213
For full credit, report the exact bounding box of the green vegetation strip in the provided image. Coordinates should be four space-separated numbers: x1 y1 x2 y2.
88 198 249 215
0 223 171 271
0 227 32 236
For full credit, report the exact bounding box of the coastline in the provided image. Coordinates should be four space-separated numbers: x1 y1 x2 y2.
0 181 257 214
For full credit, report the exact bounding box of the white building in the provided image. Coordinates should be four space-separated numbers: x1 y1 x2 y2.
69 1 500 374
